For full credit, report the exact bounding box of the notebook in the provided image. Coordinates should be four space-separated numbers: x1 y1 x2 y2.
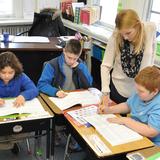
49 89 101 110
84 114 143 146
0 98 49 118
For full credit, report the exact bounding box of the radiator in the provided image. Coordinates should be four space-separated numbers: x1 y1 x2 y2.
0 25 31 36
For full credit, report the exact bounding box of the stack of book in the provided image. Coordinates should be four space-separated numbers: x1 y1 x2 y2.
80 6 101 25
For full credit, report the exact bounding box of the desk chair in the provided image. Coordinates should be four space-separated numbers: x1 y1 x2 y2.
17 8 66 37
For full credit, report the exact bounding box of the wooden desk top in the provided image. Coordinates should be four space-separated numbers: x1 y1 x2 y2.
40 93 62 115
0 37 90 52
38 96 54 116
0 96 54 124
0 37 62 51
67 115 154 158
40 93 153 158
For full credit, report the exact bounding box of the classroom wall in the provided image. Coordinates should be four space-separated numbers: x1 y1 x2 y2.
121 0 150 20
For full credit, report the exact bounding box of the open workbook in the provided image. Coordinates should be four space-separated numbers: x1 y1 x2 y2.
84 114 143 146
49 89 101 110
0 98 49 118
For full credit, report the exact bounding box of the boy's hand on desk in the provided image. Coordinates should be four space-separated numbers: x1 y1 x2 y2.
107 117 129 125
56 90 68 98
0 98 5 106
13 95 25 107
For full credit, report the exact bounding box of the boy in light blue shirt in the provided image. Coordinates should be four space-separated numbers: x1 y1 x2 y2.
98 66 160 146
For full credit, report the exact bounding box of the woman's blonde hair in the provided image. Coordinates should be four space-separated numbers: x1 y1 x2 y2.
114 9 145 54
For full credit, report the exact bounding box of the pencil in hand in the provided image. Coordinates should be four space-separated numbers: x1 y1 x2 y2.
57 86 68 98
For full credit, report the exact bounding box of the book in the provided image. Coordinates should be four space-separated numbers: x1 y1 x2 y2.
84 114 143 146
0 98 49 119
66 105 98 126
80 6 101 25
49 89 101 111
74 7 81 24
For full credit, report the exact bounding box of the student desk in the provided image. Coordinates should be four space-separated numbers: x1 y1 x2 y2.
126 146 160 159
40 93 154 160
0 96 54 160
0 37 90 84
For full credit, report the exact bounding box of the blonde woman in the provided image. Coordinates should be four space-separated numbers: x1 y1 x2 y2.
101 9 156 107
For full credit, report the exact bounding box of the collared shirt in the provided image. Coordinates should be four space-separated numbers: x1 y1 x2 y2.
127 93 160 146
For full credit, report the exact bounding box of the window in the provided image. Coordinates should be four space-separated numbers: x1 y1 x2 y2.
0 0 13 18
148 0 160 26
99 0 119 27
0 0 55 20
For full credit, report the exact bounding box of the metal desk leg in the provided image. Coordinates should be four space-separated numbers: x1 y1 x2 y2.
64 133 71 160
26 138 32 154
46 124 51 160
50 118 55 160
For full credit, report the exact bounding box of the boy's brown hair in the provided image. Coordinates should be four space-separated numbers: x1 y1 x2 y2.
64 39 82 55
135 66 160 92
0 51 23 78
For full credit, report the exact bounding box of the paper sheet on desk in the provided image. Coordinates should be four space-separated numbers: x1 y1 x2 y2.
49 90 101 111
12 36 50 43
0 98 49 117
67 105 98 125
84 114 143 146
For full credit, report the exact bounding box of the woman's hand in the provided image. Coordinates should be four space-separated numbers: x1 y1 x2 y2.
13 95 25 107
56 90 68 98
0 98 5 106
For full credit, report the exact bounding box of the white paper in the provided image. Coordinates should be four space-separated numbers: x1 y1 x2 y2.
84 114 143 146
89 134 112 154
12 36 50 43
0 98 48 117
0 35 14 42
67 105 98 125
49 90 101 110
59 36 75 42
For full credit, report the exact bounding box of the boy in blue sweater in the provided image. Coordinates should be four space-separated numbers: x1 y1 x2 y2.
0 51 38 153
98 66 160 146
37 39 92 150
37 38 93 97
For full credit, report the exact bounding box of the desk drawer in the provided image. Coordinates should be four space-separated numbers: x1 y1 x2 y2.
0 118 52 136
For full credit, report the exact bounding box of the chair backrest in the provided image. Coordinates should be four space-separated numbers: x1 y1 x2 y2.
28 8 66 37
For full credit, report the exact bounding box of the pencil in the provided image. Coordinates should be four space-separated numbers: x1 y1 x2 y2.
58 86 63 91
